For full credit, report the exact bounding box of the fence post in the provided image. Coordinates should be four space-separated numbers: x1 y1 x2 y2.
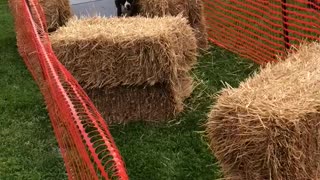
281 0 290 50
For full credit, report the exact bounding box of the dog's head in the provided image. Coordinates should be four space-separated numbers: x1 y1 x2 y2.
121 0 134 11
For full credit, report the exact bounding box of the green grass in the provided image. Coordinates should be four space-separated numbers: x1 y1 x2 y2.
0 2 67 180
0 1 258 179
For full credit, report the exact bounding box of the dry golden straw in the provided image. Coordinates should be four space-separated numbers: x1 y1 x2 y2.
206 42 320 180
135 0 208 50
50 16 197 123
39 0 72 32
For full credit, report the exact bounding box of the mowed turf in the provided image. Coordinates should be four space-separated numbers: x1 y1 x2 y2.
0 1 258 179
0 2 67 180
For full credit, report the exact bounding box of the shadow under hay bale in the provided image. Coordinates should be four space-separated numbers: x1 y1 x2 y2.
135 0 208 51
50 16 197 124
39 0 72 32
206 42 320 180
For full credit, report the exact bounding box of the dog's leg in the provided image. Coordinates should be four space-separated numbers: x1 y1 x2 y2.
130 3 138 16
115 1 122 17
117 8 122 17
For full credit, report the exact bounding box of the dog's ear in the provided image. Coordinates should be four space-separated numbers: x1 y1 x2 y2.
115 0 121 7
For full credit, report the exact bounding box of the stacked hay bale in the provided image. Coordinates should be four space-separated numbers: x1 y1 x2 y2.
135 0 208 50
206 42 320 179
39 0 72 32
50 16 197 124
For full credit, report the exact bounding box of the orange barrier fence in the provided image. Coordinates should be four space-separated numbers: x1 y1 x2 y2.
9 0 128 179
10 0 320 179
203 0 320 64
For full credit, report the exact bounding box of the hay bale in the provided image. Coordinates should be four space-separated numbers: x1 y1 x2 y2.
135 0 208 50
50 16 197 123
88 84 175 123
39 0 72 32
206 42 320 179
89 74 193 124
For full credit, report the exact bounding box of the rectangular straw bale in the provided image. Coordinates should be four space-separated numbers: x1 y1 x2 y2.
50 16 197 89
135 0 208 50
39 0 72 32
206 42 320 180
88 84 174 124
88 71 193 123
50 16 197 123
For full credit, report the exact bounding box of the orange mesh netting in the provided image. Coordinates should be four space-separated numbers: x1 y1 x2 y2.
8 0 128 179
203 0 320 64
9 0 320 179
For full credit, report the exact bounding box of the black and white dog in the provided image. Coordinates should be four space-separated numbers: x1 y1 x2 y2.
115 0 137 17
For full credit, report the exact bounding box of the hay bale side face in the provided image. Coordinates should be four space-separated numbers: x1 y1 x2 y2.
87 73 193 124
187 0 208 50
39 0 72 32
135 0 171 16
206 42 320 179
136 0 208 50
87 84 175 124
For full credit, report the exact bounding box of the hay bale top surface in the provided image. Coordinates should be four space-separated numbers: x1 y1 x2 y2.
216 42 320 121
51 16 190 43
50 16 197 89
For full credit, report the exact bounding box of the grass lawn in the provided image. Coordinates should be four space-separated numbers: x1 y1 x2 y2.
0 1 259 179
0 2 67 180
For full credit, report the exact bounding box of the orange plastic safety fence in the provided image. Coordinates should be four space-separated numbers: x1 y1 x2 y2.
8 0 128 179
203 0 320 64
